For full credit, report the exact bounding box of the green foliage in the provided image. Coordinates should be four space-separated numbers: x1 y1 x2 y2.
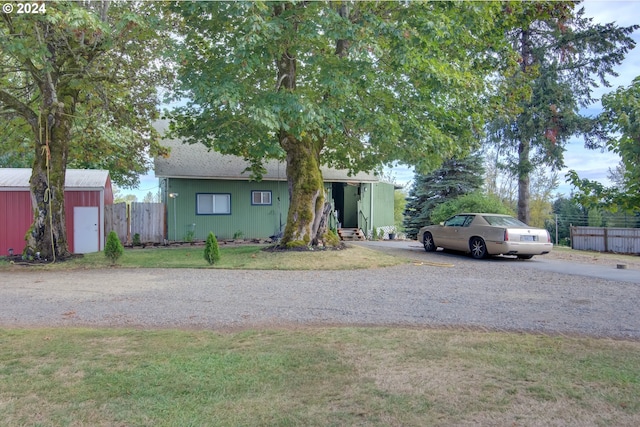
233 230 244 240
430 192 515 225
569 77 640 212
0 1 173 188
394 189 407 231
404 154 485 238
204 232 220 265
104 231 124 264
132 233 141 246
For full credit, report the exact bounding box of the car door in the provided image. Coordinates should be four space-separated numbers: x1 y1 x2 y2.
446 215 474 251
438 215 468 250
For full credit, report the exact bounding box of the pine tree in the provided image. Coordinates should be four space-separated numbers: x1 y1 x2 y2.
404 154 484 239
485 3 638 224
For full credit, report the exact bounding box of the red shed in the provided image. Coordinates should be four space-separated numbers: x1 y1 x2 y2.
0 168 114 255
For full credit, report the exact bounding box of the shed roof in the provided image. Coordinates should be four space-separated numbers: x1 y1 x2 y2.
154 121 380 183
0 168 110 190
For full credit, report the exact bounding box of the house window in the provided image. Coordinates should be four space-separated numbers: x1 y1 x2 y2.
197 193 231 215
251 190 272 206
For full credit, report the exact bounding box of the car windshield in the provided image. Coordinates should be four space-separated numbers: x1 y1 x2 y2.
483 215 528 227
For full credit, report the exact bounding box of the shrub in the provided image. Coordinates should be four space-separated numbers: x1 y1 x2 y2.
132 233 141 246
430 192 515 224
204 232 220 265
105 231 124 264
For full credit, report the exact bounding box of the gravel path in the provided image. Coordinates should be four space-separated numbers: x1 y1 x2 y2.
1 243 639 338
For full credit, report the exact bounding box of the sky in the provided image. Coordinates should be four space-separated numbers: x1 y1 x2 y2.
125 0 640 200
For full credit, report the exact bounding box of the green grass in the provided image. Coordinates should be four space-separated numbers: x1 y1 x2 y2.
0 244 409 270
1 327 639 426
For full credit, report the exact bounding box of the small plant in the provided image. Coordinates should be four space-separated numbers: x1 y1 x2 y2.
233 230 244 240
132 233 141 246
105 231 124 265
184 230 195 243
204 231 220 265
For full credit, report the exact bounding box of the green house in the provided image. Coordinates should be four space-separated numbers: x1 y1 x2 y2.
154 134 395 242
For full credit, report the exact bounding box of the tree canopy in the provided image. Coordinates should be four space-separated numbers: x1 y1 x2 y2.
167 1 520 247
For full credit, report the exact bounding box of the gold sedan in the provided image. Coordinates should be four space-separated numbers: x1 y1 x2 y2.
417 213 553 259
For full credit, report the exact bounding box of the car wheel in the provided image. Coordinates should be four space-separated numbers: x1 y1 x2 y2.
517 254 533 260
469 237 487 259
423 232 436 252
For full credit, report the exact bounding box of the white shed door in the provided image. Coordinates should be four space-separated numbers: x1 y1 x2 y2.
74 206 99 254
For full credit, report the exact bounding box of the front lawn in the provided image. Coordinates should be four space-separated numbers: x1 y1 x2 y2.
0 244 409 270
1 327 638 426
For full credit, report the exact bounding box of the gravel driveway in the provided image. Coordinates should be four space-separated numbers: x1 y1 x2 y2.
1 242 639 339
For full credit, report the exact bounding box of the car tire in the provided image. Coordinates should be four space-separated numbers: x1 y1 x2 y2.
469 237 487 259
423 232 436 252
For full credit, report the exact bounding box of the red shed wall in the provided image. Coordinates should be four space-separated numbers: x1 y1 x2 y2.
0 189 103 255
0 191 32 256
104 176 114 205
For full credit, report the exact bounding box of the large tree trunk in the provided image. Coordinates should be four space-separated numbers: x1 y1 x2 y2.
517 138 531 225
279 133 326 248
25 94 73 260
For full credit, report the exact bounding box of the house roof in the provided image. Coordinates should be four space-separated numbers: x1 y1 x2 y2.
0 168 110 190
154 121 380 183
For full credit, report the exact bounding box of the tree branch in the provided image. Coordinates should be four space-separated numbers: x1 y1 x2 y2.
0 89 38 128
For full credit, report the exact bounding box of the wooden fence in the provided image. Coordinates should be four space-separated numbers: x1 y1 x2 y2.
570 226 640 254
105 202 166 244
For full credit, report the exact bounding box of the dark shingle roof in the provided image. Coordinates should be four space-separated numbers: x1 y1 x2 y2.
153 121 379 183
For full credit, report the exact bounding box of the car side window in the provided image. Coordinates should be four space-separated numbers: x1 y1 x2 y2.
445 215 467 227
462 215 474 227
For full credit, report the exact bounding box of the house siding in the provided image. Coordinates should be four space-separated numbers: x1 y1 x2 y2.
166 178 289 240
371 182 395 229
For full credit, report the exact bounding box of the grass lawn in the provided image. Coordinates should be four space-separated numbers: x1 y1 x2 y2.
0 243 409 270
1 327 639 426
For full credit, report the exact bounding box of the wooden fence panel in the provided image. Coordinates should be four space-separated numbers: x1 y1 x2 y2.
131 202 165 244
104 203 128 244
571 226 640 254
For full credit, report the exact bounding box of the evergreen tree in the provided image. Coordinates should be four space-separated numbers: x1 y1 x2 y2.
404 154 484 239
485 3 637 224
204 232 220 265
104 231 124 265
